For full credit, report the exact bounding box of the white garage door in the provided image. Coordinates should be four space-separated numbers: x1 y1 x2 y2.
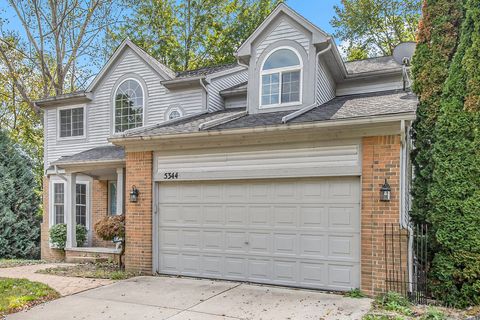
157 177 360 291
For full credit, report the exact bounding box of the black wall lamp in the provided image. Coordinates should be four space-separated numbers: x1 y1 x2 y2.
380 179 391 202
130 185 139 202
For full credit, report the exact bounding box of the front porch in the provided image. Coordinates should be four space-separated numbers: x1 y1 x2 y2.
41 146 126 263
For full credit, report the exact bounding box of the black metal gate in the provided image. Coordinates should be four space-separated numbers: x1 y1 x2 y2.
384 223 428 304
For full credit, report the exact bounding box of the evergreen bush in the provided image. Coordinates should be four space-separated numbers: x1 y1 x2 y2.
0 130 41 259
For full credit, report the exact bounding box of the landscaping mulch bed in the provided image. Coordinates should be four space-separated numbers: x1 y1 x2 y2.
36 262 140 280
0 278 60 317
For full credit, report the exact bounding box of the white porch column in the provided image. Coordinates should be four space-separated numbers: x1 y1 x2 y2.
116 168 124 215
65 173 77 248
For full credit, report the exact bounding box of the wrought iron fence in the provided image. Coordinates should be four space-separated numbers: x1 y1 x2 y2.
384 223 429 304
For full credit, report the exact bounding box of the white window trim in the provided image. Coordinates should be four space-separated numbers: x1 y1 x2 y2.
56 105 86 141
112 78 145 134
75 182 90 228
50 180 66 227
259 46 303 109
166 107 183 120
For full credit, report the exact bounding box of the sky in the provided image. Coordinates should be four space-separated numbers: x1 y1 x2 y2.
0 0 342 40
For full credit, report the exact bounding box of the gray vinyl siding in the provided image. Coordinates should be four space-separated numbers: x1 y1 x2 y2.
207 70 248 112
256 19 310 60
225 95 247 109
45 47 204 167
316 59 336 105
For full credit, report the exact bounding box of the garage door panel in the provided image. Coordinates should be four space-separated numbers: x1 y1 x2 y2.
300 206 327 228
158 177 360 291
225 257 247 279
204 231 223 251
273 206 298 227
225 206 247 226
203 206 224 225
300 262 327 286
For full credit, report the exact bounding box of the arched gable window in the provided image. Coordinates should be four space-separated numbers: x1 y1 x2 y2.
114 79 144 133
260 47 302 107
167 108 182 120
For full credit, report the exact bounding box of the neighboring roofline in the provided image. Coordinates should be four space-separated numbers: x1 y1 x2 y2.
162 65 246 88
86 39 175 92
236 3 330 58
110 111 416 145
34 91 92 108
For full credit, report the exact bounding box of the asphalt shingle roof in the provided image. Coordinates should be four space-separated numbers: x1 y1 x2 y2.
121 90 416 139
213 90 417 131
345 56 401 74
53 145 124 164
123 109 245 137
175 63 239 78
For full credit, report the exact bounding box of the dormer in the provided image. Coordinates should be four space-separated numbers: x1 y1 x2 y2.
236 3 335 114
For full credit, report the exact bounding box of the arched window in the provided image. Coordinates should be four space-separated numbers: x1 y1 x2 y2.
260 47 302 107
167 108 182 120
114 79 144 133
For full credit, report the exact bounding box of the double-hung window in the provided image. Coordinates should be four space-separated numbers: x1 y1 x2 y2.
261 47 302 108
59 107 84 138
52 182 88 226
53 183 65 224
76 183 87 226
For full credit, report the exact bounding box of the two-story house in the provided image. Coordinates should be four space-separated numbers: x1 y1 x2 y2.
36 4 417 296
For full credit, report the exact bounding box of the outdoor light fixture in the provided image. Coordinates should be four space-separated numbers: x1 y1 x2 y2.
380 179 391 202
130 185 139 202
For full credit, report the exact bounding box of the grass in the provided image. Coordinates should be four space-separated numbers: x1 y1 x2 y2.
0 259 46 268
0 278 59 316
362 292 475 320
36 262 139 280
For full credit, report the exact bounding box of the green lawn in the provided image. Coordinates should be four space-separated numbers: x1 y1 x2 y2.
0 259 46 268
0 278 59 316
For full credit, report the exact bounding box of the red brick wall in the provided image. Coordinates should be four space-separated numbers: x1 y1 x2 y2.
40 176 65 261
361 135 406 296
91 180 115 248
124 151 153 274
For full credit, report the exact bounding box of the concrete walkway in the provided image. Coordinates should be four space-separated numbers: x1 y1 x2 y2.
8 276 372 320
0 263 113 296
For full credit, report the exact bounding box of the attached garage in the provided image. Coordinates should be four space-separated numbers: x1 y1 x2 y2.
154 141 362 291
157 178 360 291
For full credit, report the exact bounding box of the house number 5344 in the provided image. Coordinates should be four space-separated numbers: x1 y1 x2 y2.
164 172 179 180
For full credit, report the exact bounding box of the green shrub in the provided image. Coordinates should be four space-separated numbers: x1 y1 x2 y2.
425 0 480 308
94 215 125 241
345 288 365 298
49 224 87 249
0 131 41 259
374 292 412 316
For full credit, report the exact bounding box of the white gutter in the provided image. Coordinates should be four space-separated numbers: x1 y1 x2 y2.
110 112 416 144
282 40 332 124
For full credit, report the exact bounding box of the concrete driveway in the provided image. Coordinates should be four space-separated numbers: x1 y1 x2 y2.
8 276 372 320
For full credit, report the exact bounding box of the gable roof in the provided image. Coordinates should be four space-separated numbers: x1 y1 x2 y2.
86 39 176 92
236 3 330 59
176 63 239 78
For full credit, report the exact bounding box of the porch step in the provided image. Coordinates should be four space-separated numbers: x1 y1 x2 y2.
65 247 120 264
66 256 109 264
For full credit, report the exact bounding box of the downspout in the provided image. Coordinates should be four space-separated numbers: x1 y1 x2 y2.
314 38 332 105
400 119 414 292
200 78 209 112
281 39 332 124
